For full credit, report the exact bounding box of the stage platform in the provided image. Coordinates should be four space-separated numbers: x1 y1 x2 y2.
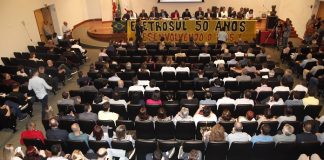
87 21 127 42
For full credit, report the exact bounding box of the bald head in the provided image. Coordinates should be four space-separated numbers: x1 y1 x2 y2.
233 122 243 132
49 118 59 128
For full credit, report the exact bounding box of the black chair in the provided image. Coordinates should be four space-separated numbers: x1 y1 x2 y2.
196 121 217 140
275 91 290 101
135 121 155 139
217 104 235 118
66 140 89 154
182 140 205 158
97 120 116 137
257 121 279 136
78 120 96 134
227 142 253 160
165 80 180 90
145 104 161 117
158 140 180 159
274 142 298 160
163 103 180 117
253 104 270 115
155 121 175 140
58 119 76 133
234 104 253 118
135 139 157 160
290 105 305 121
57 104 72 114
242 121 258 136
277 121 302 134
23 139 44 150
224 81 238 90
110 104 128 119
256 91 273 102
175 121 196 140
127 104 142 121
89 140 110 153
111 139 134 152
304 105 323 119
297 141 321 156
44 139 65 152
176 71 190 80
219 121 235 134
252 142 275 160
81 91 98 104
180 80 194 90
116 120 135 130
270 105 286 117
137 72 150 80
163 71 176 80
91 104 102 114
205 141 229 160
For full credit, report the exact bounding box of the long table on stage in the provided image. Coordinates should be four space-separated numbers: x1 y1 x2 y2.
127 19 259 43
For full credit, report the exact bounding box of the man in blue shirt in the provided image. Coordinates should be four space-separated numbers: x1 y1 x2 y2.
251 124 274 144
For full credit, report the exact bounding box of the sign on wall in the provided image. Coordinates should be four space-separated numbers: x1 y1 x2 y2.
127 20 257 43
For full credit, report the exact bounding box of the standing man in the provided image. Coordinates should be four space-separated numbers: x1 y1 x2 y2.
62 21 72 39
282 19 292 48
28 70 52 119
43 21 53 40
217 27 228 45
135 18 143 46
195 7 204 19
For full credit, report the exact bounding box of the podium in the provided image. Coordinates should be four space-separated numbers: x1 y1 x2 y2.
260 30 276 45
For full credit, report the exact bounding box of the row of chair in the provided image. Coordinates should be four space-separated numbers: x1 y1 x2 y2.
23 138 324 160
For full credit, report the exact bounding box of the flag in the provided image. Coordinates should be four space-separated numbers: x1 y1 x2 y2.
117 0 122 18
112 1 117 14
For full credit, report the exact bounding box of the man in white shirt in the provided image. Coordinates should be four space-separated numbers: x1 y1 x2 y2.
228 122 251 145
216 90 235 109
62 21 71 37
71 41 87 54
255 79 272 93
108 71 121 82
176 62 190 74
245 9 254 19
128 77 145 94
98 102 119 122
273 82 290 93
235 90 254 107
217 28 228 44
193 105 217 125
160 61 176 75
234 47 244 57
28 70 52 119
292 83 308 94
99 48 108 57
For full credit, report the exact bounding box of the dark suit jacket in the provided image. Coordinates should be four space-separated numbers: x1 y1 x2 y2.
139 13 148 19
296 133 318 143
182 11 192 19
46 128 69 140
180 98 199 106
195 11 204 19
205 12 216 19
122 13 130 20
159 11 169 18
149 11 159 19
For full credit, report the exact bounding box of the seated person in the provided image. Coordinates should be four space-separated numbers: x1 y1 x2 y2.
176 62 190 74
193 70 209 89
296 121 318 143
202 124 228 144
255 79 272 93
218 109 235 122
115 80 128 93
80 81 98 92
135 107 153 121
285 91 304 106
29 52 42 61
235 90 254 106
199 91 216 105
173 107 193 124
9 83 34 116
149 7 159 19
236 70 251 82
204 8 215 19
251 124 273 143
89 125 110 141
46 118 69 140
38 66 59 92
128 77 145 94
182 8 192 19
277 107 296 125
20 121 45 145
16 65 28 77
122 10 131 20
273 124 296 143
113 125 135 146
68 123 89 147
160 60 176 75
180 90 198 106
195 7 204 19
171 10 180 20
302 90 319 107
209 79 225 93
159 9 169 18
109 91 127 108
139 9 148 19
153 107 171 122
193 105 217 125
237 110 256 122
2 73 17 87
267 92 285 107
227 122 251 145
108 70 121 82
216 90 235 109
57 91 75 106
98 102 119 122
146 90 162 106
145 79 160 91
78 104 98 121
257 108 277 125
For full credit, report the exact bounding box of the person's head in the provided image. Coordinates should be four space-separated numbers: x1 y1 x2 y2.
198 7 202 11
47 59 54 67
209 124 226 142
149 79 157 88
138 107 149 121
115 125 127 140
97 148 108 160
71 123 81 134
260 79 268 85
224 90 231 98
242 90 251 99
84 104 92 113
71 150 87 160
221 109 232 121
66 105 75 115
126 62 132 70
284 107 293 116
202 105 211 117
233 121 243 132
3 73 11 80
166 93 174 101
30 52 36 59
12 83 20 92
264 108 273 119
63 21 68 26
197 69 204 78
62 91 69 99
92 125 104 141
303 121 313 133
3 144 14 160
246 110 255 121
260 124 271 135
49 118 59 129
179 107 190 118
157 107 167 119
282 124 294 136
132 77 139 85
102 102 110 112
306 53 313 59
185 8 189 12
188 149 200 160
38 66 45 73
112 91 121 101
272 92 280 102
186 90 194 99
213 79 222 87
50 144 62 156
117 80 124 88
26 121 36 130
204 91 212 99
151 90 161 101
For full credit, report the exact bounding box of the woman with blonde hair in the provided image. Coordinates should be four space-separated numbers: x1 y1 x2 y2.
203 124 228 144
71 150 88 160
114 125 135 146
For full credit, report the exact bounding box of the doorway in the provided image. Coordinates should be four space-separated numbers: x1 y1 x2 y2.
34 6 56 42
317 1 324 19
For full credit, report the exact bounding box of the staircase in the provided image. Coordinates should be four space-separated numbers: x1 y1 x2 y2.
279 19 298 38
